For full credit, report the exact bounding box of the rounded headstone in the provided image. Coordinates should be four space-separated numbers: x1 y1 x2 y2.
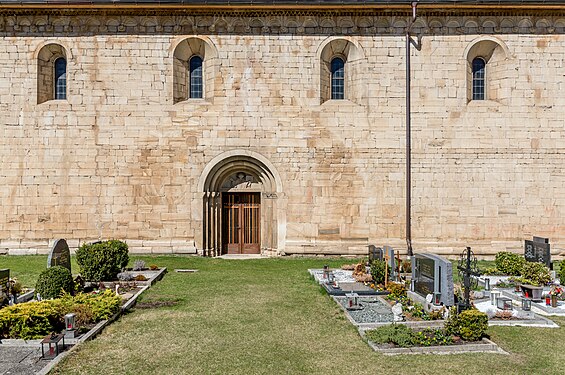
47 239 71 272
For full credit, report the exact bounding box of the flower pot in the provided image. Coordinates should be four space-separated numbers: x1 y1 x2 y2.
551 295 558 308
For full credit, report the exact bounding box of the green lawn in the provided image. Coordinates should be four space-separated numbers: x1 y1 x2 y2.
2 255 565 375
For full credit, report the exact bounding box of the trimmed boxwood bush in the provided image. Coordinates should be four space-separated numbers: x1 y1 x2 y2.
35 266 74 300
494 251 525 276
445 308 488 342
76 240 129 281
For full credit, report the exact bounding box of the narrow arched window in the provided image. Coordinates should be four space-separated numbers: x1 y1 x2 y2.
330 57 345 100
54 57 67 100
189 56 203 99
472 57 485 100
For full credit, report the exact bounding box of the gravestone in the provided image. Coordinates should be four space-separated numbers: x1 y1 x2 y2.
0 269 9 293
368 245 383 263
411 253 454 307
47 239 71 272
524 236 551 269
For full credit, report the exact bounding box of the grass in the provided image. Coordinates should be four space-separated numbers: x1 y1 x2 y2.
2 255 565 374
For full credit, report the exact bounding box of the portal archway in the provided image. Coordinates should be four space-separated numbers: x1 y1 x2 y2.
197 150 283 256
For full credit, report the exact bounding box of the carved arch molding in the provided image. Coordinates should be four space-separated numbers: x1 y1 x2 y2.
198 152 282 257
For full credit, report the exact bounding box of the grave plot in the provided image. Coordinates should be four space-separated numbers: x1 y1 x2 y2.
0 239 167 375
475 236 565 318
312 245 560 355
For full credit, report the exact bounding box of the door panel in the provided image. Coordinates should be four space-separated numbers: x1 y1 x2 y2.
223 193 260 254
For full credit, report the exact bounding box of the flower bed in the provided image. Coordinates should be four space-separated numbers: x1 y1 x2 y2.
0 290 121 340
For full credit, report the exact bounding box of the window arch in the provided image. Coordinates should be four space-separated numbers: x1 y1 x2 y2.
172 37 218 104
317 37 364 104
54 57 67 100
464 37 511 103
189 55 203 99
330 57 345 100
36 43 68 104
471 57 485 100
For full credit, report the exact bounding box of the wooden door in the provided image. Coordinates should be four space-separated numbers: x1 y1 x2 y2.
223 193 260 254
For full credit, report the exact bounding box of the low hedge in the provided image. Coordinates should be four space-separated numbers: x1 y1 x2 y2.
0 290 122 340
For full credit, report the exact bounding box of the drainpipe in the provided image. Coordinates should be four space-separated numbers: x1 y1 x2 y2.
406 1 419 257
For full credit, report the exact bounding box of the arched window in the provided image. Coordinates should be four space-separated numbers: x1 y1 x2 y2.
330 57 345 100
54 57 67 100
472 57 486 100
189 56 203 99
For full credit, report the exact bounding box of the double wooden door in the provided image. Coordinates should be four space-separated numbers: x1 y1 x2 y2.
222 193 261 254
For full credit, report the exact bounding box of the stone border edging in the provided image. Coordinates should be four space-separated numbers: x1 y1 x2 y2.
364 336 508 356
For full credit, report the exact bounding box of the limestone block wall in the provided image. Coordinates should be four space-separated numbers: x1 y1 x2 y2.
0 10 564 257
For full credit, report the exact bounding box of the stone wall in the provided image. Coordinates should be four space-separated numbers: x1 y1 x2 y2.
0 9 564 257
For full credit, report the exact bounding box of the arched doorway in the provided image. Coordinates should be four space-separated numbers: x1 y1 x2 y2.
197 151 283 256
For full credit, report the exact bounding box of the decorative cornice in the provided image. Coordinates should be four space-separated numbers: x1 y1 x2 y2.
1 10 564 35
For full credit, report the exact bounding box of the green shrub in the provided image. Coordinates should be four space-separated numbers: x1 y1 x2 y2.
521 262 551 286
0 300 66 340
35 266 74 300
0 290 122 340
366 325 454 348
365 324 414 347
76 240 129 281
370 259 389 285
494 252 525 276
412 328 454 346
60 289 122 321
445 308 488 342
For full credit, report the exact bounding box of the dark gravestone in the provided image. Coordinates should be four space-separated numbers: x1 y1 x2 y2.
368 245 383 263
0 269 9 293
47 239 71 272
411 254 454 307
525 237 551 269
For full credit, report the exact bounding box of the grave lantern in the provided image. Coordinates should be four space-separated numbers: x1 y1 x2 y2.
41 333 65 360
433 292 441 305
345 293 360 309
64 313 76 331
327 271 334 284
490 291 501 306
521 297 532 311
496 297 513 311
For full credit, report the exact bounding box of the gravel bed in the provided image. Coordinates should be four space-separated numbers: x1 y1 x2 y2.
335 296 394 324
